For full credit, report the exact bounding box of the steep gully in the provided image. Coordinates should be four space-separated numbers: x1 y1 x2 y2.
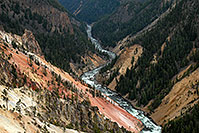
81 25 162 133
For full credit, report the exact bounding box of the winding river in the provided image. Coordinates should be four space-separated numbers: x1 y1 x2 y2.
81 25 161 133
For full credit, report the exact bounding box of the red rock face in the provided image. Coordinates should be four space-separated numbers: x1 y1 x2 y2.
74 82 143 132
90 97 142 132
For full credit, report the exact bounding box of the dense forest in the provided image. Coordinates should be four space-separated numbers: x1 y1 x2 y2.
36 29 94 71
113 0 199 111
92 0 174 47
163 103 199 133
58 0 120 24
0 0 94 72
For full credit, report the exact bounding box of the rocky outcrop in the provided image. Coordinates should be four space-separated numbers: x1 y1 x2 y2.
0 28 43 56
22 29 42 56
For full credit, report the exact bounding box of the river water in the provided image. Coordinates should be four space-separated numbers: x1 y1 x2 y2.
81 25 162 133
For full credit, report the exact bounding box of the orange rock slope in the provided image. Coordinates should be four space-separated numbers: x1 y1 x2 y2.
0 30 143 132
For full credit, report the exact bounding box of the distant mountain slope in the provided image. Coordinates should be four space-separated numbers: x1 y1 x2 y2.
92 0 174 47
0 0 95 72
58 0 120 24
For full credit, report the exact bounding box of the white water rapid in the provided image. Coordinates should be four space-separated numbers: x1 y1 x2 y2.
81 25 162 133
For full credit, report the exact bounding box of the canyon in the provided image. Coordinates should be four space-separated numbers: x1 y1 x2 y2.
1 0 199 132
0 23 143 132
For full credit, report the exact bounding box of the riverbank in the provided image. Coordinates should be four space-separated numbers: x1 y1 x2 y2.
81 25 162 133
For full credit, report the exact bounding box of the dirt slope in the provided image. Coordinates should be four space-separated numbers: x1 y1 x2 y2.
108 44 143 91
150 65 199 125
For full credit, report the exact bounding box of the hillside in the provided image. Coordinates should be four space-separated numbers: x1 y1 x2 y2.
0 0 101 74
92 0 174 47
58 0 120 24
97 0 199 130
0 27 143 132
1 0 199 132
163 103 199 133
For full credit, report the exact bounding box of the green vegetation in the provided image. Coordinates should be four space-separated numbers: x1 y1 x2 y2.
92 0 174 47
39 79 127 133
58 0 86 13
100 56 118 74
47 0 66 12
114 0 199 110
163 103 199 133
36 29 94 72
59 0 120 24
0 0 94 72
105 68 119 86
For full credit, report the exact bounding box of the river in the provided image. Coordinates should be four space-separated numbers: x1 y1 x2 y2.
81 25 162 133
